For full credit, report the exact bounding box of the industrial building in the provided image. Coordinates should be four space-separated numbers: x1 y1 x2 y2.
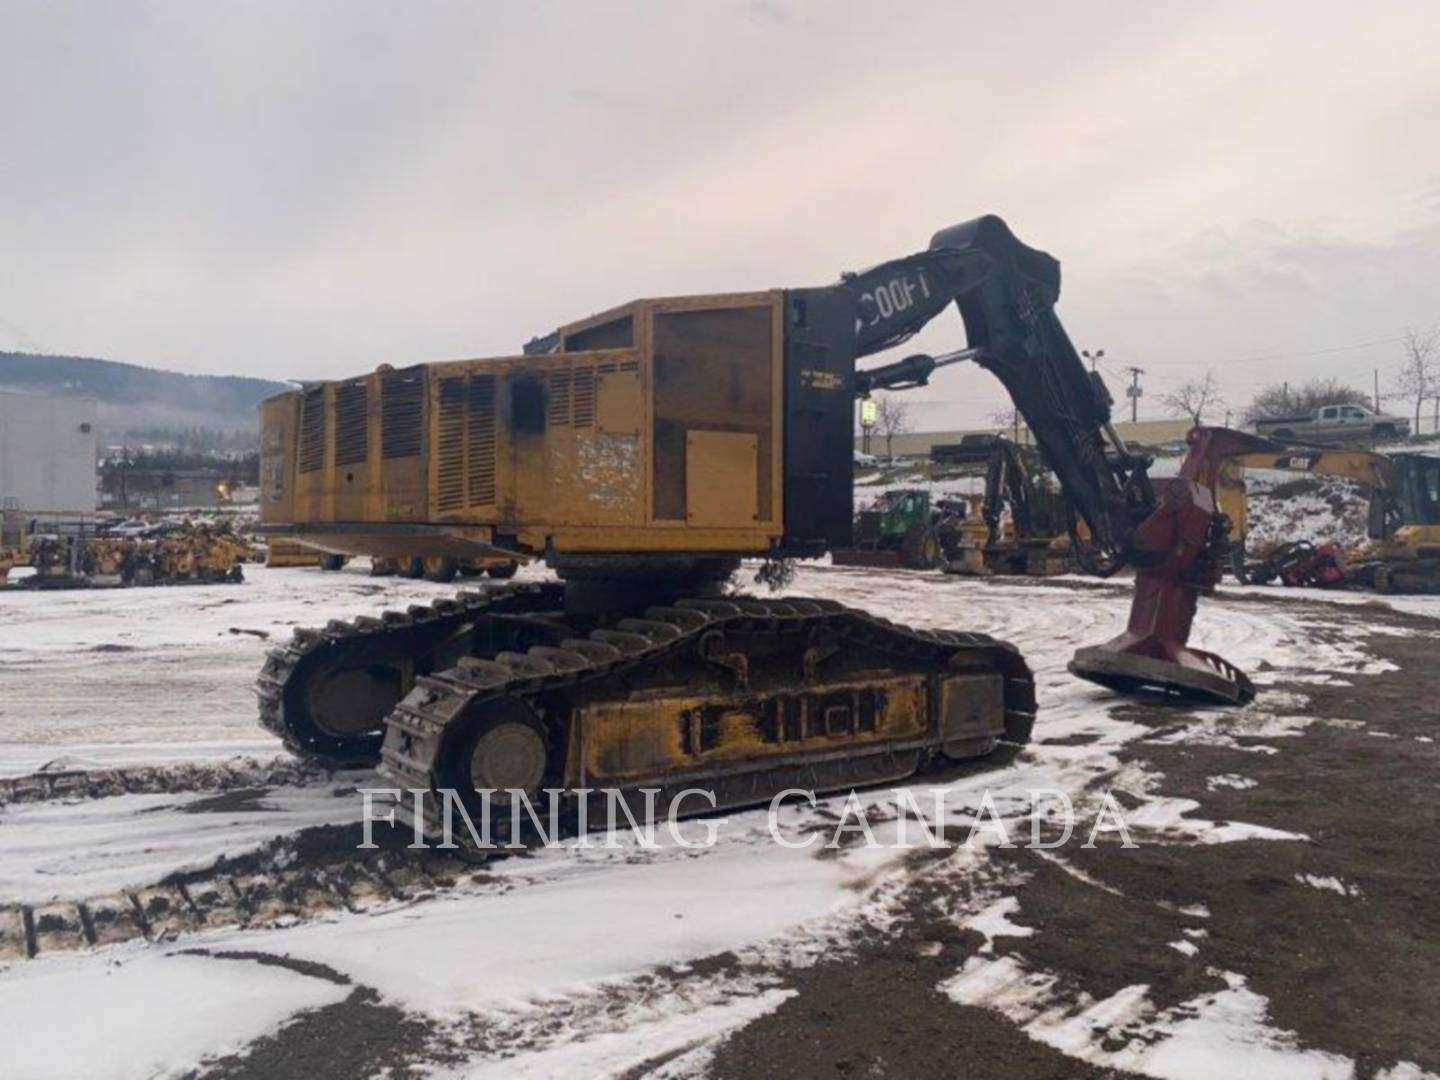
0 390 98 544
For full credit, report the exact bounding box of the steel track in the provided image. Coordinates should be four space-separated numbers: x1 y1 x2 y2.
377 594 1036 841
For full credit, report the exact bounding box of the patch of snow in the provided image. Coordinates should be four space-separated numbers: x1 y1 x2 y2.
960 896 1035 953
1294 874 1362 898
1282 673 1353 686
450 988 794 1079
0 742 289 779
0 948 349 1080
943 958 1354 1079
195 838 857 1018
1163 903 1211 919
1169 940 1199 957
0 561 554 757
0 783 360 904
1207 774 1258 791
1123 795 1308 845
1375 1063 1440 1080
1147 707 1322 753
1242 470 1371 555
1030 850 1126 897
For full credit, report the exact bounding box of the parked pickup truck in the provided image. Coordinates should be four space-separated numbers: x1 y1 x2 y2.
1255 404 1410 445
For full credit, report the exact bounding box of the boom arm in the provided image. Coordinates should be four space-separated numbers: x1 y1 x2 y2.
845 216 1153 570
842 217 1264 705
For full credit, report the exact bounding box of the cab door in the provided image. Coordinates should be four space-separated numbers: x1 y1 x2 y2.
1315 406 1341 441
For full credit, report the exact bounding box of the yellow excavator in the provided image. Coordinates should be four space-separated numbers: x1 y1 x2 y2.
1219 447 1440 592
257 215 1258 842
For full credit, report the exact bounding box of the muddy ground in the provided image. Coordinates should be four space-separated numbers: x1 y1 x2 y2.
711 603 1440 1080
171 596 1440 1080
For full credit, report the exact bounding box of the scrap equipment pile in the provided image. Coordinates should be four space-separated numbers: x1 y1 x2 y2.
1 519 254 588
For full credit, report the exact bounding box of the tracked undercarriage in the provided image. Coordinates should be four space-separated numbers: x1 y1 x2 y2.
258 582 1035 845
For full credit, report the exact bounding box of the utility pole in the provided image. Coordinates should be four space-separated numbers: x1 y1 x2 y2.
1374 369 1381 414
1125 366 1144 424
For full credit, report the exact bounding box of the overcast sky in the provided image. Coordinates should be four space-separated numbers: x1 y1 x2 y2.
3 0 1438 426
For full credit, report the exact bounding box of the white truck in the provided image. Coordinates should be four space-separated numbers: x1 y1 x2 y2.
1255 403 1410 445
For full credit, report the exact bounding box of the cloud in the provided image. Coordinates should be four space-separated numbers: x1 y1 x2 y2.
0 0 1436 433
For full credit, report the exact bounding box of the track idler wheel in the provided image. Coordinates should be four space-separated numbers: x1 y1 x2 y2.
298 664 403 759
438 696 555 845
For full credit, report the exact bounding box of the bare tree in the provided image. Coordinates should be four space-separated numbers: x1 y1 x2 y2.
1244 378 1371 423
989 405 1025 443
874 395 912 460
1395 329 1439 433
1160 371 1224 427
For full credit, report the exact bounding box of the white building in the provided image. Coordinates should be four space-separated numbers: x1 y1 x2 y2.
0 390 98 515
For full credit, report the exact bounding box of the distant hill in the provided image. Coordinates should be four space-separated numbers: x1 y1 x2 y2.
0 351 291 438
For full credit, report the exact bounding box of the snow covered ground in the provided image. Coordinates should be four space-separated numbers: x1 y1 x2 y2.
0 561 1435 1078
1241 468 1372 553
0 561 553 771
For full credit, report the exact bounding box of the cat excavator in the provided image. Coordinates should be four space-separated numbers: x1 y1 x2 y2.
257 215 1257 842
1219 447 1440 592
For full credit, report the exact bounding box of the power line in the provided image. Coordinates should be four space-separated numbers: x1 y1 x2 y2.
1127 322 1440 371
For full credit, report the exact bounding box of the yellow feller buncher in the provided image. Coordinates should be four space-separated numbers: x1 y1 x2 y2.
257 215 1256 842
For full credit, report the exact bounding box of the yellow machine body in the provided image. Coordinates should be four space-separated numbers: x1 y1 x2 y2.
259 292 785 563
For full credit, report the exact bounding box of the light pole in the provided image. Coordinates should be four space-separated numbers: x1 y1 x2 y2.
1081 348 1105 372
